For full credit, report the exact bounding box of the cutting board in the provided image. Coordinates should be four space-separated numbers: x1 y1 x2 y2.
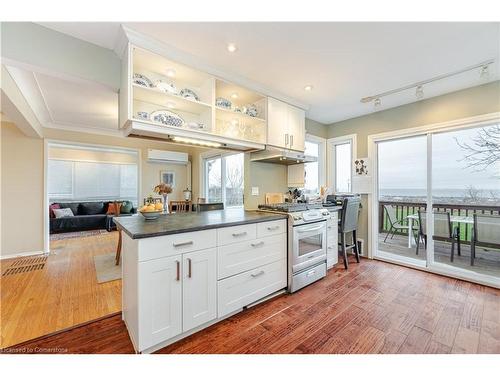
265 193 284 204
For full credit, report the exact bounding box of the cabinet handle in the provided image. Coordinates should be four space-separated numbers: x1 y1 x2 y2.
328 226 333 229
173 240 193 247
232 231 247 237
290 135 294 147
187 258 192 278
250 241 265 248
250 270 265 278
285 133 289 146
267 225 280 231
176 260 180 281
306 270 316 277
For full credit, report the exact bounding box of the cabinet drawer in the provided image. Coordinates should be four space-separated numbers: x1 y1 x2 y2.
217 224 256 246
218 233 286 279
217 259 287 317
138 229 217 262
256 219 286 238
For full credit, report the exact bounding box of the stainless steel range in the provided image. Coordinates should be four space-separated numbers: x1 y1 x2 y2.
258 203 330 292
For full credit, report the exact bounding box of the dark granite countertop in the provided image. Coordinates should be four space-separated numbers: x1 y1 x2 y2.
114 209 287 239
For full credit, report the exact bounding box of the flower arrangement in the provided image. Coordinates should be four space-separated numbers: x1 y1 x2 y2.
154 183 173 195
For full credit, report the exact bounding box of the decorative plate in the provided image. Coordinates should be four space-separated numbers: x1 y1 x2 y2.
154 80 177 95
179 88 199 101
151 110 184 127
245 104 258 117
136 111 149 120
216 97 232 109
133 73 153 87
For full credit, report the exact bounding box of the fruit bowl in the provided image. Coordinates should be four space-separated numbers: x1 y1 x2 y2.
139 210 163 220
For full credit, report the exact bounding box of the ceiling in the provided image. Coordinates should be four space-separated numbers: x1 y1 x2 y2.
6 65 118 134
30 22 500 124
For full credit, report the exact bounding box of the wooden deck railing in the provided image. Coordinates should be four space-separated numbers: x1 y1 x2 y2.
379 200 500 243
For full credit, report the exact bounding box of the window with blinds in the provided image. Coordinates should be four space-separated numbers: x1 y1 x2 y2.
48 160 138 204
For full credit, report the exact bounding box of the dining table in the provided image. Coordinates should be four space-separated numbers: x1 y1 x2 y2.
406 213 473 248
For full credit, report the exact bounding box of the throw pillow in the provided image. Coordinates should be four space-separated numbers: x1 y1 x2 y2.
80 202 105 215
49 203 60 218
53 208 74 218
106 202 122 215
120 200 133 214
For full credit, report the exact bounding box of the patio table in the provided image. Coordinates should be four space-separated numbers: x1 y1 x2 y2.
406 213 473 248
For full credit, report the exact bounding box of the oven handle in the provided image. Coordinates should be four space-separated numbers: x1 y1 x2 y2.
296 224 324 233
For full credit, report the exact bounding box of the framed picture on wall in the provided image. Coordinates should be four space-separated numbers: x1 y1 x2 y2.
160 171 175 187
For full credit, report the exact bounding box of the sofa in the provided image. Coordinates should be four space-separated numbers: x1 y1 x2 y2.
49 201 136 234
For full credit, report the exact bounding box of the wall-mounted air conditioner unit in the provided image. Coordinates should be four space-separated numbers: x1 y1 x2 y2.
147 149 189 164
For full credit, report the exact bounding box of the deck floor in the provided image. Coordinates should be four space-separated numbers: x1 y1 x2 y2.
378 232 500 279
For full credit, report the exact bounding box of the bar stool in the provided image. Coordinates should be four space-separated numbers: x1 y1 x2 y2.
338 197 361 269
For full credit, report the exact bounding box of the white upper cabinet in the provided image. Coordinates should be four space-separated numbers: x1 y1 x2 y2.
267 97 306 152
288 104 306 152
267 97 289 149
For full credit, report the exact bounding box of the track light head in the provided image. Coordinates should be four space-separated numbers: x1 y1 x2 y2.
374 98 381 108
415 85 424 100
480 65 490 80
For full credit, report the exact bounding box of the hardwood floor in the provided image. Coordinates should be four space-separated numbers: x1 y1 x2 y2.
4 257 500 354
0 231 122 349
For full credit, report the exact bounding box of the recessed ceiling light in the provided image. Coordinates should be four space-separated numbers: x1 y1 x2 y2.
227 43 237 53
166 69 176 78
231 92 239 99
304 85 313 91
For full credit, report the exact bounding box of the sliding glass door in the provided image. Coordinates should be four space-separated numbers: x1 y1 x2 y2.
376 135 428 265
373 118 500 287
431 125 500 279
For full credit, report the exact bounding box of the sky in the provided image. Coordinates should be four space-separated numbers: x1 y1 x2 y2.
378 124 500 192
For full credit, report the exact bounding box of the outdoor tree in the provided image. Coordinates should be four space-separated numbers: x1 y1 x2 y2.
456 125 500 176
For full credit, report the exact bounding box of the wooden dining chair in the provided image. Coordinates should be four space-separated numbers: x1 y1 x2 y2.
169 200 191 213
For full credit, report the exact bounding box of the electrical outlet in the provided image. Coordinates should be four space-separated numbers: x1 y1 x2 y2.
251 187 259 196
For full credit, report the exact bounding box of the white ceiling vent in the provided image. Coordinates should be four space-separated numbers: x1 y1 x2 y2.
147 149 188 164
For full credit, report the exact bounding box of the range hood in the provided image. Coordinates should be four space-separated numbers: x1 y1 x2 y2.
250 146 317 165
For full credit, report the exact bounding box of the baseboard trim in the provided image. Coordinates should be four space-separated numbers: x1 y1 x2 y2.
0 250 47 260
2 311 122 350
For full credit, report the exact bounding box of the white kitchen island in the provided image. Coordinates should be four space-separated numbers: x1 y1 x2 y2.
114 209 287 353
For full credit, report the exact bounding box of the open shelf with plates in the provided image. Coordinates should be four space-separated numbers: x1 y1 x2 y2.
120 44 272 150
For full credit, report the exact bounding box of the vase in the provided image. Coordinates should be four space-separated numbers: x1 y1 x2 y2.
163 194 169 214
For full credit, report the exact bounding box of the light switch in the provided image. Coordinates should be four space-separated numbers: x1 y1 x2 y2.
251 187 259 196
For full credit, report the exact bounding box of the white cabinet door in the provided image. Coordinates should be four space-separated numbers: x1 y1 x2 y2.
139 254 182 350
182 248 217 332
288 105 305 152
287 164 305 187
326 213 339 269
267 97 289 148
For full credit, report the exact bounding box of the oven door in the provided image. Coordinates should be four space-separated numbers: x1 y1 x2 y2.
292 220 327 273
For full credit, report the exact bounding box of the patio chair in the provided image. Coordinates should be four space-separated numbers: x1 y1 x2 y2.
470 214 500 266
416 211 459 260
338 196 361 269
383 205 413 243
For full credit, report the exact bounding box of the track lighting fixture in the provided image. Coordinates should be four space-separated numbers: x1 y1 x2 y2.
374 98 381 108
415 85 424 99
361 59 494 105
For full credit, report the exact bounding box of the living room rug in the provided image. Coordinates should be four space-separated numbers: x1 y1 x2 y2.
50 229 110 241
93 253 121 283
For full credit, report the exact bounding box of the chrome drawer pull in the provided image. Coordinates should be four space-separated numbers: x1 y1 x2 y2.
232 231 247 237
267 225 280 231
250 270 265 278
176 260 180 281
250 241 265 248
173 240 193 247
187 258 192 278
306 270 316 277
